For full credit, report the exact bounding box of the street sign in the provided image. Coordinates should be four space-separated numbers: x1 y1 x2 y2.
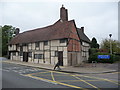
98 55 110 59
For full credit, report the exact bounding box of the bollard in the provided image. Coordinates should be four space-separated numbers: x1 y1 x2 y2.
92 61 97 67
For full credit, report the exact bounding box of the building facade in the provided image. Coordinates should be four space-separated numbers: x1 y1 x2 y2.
8 6 90 66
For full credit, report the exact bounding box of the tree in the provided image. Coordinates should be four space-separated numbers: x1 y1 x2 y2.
100 39 120 54
2 25 16 56
89 37 99 56
90 37 99 48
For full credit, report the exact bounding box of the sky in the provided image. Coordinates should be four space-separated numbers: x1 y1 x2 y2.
0 0 119 44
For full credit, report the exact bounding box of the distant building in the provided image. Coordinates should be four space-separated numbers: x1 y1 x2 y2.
8 6 90 66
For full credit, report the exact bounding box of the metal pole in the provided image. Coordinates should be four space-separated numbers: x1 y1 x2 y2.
109 34 112 54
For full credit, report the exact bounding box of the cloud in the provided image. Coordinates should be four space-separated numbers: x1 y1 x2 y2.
1 1 118 44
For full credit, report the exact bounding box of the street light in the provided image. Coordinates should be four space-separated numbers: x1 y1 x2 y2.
109 34 112 54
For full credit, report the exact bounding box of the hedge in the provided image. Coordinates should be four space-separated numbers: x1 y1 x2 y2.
88 52 120 63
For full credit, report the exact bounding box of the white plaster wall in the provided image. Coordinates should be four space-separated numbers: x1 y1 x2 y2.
63 47 67 52
63 58 68 66
54 57 58 64
28 43 32 50
36 47 39 50
17 47 20 51
59 42 67 46
38 59 43 63
45 59 50 64
45 51 50 58
63 51 67 58
51 40 59 46
10 53 13 60
51 47 57 50
44 46 50 50
58 47 63 51
12 45 15 50
40 42 44 50
28 57 32 63
20 56 23 61
8 46 10 51
34 59 39 63
51 57 54 65
51 51 55 57
32 43 35 50
23 46 28 52
9 45 14 51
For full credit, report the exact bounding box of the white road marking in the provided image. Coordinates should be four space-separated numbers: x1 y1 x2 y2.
0 68 9 72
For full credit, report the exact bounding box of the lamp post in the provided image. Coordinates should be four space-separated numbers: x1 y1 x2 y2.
109 34 112 54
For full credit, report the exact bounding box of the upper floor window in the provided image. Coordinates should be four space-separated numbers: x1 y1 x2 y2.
60 39 66 43
13 52 16 56
28 52 32 57
34 54 43 59
10 44 12 47
44 41 48 46
35 42 39 47
55 51 58 57
22 43 27 46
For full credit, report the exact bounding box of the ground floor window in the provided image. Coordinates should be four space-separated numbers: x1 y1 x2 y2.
34 54 43 59
28 52 32 57
20 51 23 56
12 52 16 56
55 51 58 56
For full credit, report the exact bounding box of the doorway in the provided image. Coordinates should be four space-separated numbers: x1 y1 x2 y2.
58 51 63 66
23 52 28 62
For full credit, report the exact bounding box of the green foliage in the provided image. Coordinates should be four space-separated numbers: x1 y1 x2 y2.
88 52 120 63
2 25 16 56
90 37 99 48
100 39 120 54
89 48 98 55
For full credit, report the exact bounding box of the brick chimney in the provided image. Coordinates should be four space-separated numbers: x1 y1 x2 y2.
15 28 20 35
60 5 68 22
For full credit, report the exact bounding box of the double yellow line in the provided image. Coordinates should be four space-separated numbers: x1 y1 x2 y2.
24 73 87 89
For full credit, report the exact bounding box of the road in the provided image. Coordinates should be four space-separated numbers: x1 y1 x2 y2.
1 61 120 89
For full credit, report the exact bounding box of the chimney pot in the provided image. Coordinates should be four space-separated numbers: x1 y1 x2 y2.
81 27 84 33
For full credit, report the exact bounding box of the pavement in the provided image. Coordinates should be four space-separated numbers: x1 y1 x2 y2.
2 59 119 74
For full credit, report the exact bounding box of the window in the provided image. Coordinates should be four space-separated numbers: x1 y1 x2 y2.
10 44 12 47
22 43 27 46
60 39 66 43
34 54 43 59
35 42 39 47
55 51 58 56
13 52 16 56
28 52 32 57
44 41 48 45
20 52 23 56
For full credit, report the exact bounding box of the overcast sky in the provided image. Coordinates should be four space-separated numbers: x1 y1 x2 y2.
0 0 118 44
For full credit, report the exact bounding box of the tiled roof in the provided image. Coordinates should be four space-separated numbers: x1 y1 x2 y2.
77 28 91 43
9 20 75 44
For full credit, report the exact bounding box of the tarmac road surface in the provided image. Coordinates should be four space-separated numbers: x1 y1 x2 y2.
2 61 120 89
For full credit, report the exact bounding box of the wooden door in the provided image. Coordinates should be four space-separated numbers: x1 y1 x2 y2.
23 52 28 62
58 51 63 66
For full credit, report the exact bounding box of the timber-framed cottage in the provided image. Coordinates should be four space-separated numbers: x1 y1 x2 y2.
8 5 90 66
